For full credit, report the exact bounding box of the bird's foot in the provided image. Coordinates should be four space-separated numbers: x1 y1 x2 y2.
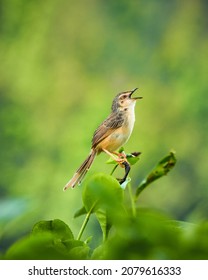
113 151 126 160
115 157 128 168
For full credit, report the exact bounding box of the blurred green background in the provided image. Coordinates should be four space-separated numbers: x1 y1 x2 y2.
0 0 208 253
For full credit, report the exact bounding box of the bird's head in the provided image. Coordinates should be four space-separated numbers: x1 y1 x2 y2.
111 88 142 112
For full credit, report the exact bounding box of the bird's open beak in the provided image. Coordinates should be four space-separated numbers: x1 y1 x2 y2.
129 88 142 100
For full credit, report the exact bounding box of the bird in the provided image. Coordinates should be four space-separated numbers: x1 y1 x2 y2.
64 88 142 190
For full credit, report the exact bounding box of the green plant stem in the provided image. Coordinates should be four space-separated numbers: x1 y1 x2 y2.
128 182 136 217
77 202 97 241
134 180 147 201
110 164 118 175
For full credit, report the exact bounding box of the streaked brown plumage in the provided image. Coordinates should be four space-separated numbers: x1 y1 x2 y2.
64 88 142 190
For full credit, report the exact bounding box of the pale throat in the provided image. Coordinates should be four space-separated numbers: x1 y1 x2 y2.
124 102 136 128
120 102 136 145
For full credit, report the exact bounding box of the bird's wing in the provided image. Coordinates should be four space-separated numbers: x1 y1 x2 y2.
92 112 124 148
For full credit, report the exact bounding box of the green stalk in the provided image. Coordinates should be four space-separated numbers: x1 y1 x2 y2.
128 182 136 217
77 202 97 241
110 164 118 175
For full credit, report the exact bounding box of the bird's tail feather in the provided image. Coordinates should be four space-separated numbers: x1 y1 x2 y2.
64 149 96 191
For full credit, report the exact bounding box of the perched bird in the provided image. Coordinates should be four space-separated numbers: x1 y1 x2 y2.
64 88 142 190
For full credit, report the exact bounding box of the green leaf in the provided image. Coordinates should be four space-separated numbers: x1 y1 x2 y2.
106 150 141 165
126 152 141 165
5 233 90 260
69 245 90 260
103 209 182 260
135 151 177 199
80 173 124 241
74 206 87 218
82 173 123 213
5 233 63 260
91 244 106 260
63 239 90 259
84 236 93 244
106 158 118 165
5 219 90 260
106 147 124 165
32 219 74 240
95 209 112 242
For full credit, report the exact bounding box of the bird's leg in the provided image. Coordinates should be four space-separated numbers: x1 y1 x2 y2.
103 148 131 184
112 151 126 160
102 148 126 165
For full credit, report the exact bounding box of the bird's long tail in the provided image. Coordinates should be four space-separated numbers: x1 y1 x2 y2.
64 149 97 191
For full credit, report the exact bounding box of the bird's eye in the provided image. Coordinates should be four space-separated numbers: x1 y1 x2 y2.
122 95 127 99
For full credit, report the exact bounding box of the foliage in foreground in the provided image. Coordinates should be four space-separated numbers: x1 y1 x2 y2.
3 151 208 260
